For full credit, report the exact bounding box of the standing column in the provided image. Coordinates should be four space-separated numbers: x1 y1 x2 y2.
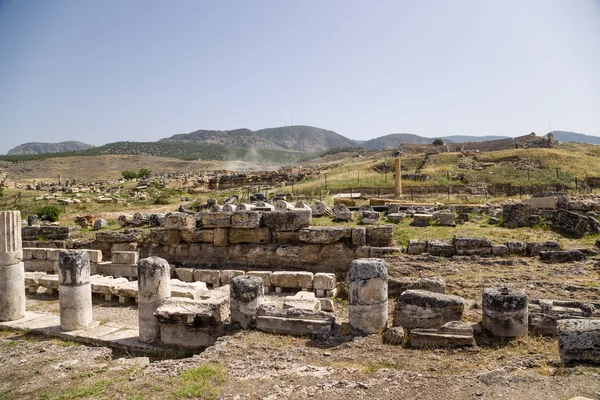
58 250 92 331
348 258 388 333
138 256 170 343
230 275 264 329
394 158 402 198
0 210 25 321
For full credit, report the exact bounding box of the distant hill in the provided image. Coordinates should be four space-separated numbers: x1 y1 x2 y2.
7 141 94 155
549 131 600 145
441 135 509 143
361 133 516 150
160 125 358 153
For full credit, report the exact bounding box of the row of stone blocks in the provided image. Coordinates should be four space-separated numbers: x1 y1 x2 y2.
407 237 565 257
174 268 336 296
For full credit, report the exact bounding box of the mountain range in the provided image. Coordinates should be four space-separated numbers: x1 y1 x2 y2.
4 128 599 158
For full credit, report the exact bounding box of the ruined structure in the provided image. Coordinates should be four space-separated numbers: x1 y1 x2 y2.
0 211 25 321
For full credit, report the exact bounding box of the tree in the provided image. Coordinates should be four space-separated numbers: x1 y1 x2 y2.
121 170 137 180
138 168 152 179
36 205 61 222
432 138 444 146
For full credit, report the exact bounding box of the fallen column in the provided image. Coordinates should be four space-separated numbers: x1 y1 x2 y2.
230 275 264 329
0 210 25 322
348 258 388 333
58 250 92 331
482 287 528 337
138 256 171 343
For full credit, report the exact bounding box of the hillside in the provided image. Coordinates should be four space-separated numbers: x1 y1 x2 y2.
441 135 509 143
6 141 94 155
160 125 358 153
361 134 445 150
549 131 600 145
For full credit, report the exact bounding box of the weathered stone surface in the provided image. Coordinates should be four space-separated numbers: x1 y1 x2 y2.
382 326 405 345
272 231 300 244
319 298 335 312
482 287 528 337
370 247 401 257
410 321 475 348
360 210 381 225
523 196 558 209
540 250 586 263
246 271 272 287
138 256 171 343
557 319 600 365
299 226 349 244
529 300 600 336
348 258 388 333
503 203 532 228
175 267 195 282
213 228 229 247
0 211 22 266
355 246 371 258
333 204 352 220
505 240 526 255
22 226 81 241
386 213 405 224
407 240 427 255
527 241 561 256
256 305 335 336
388 277 446 297
351 227 366 246
554 209 589 238
58 250 92 331
411 213 432 227
193 269 221 285
491 245 508 256
453 237 492 256
163 213 195 230
427 240 455 257
284 291 321 311
311 201 328 217
365 225 394 247
0 262 25 322
261 210 312 232
96 229 142 243
93 219 107 230
220 270 245 285
180 229 214 243
313 273 336 290
271 271 313 289
435 212 456 226
231 211 262 228
230 275 265 329
149 228 181 245
201 212 232 228
229 228 272 244
394 290 464 329
111 251 138 265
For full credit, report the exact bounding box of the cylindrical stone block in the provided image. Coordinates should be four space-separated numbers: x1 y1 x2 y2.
348 258 388 333
0 211 23 266
230 275 264 329
59 250 92 331
138 256 171 343
482 287 528 337
0 262 26 321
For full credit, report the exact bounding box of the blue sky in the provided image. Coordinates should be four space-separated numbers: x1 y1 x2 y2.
1 0 599 154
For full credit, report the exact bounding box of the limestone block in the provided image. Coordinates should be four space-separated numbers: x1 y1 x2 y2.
231 211 262 228
523 196 558 209
365 225 394 247
351 227 366 246
220 269 245 285
272 231 300 244
255 305 335 336
111 242 139 252
31 248 47 260
370 247 402 257
554 209 589 238
388 277 446 297
436 212 456 226
505 240 526 255
387 213 405 224
275 200 294 211
502 203 532 228
411 213 432 227
313 273 336 291
261 210 312 232
271 271 314 289
394 290 464 329
96 230 142 243
46 249 60 261
246 271 272 288
319 298 335 312
557 319 600 365
0 211 22 266
175 267 196 282
230 275 265 329
229 228 272 244
193 269 221 285
22 248 34 260
163 213 195 230
213 228 229 247
540 250 586 263
87 250 102 263
180 229 214 243
171 280 208 300
311 201 328 217
382 326 405 345
298 227 350 244
453 237 492 256
355 246 371 258
491 245 508 256
138 256 171 343
333 203 353 220
283 291 321 312
426 240 455 257
348 258 388 333
407 240 427 255
111 251 139 265
482 287 528 337
529 300 600 336
24 259 57 273
360 211 381 225
526 241 561 256
410 321 475 348
201 212 232 228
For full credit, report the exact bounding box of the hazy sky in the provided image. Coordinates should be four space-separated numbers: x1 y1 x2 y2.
1 0 599 154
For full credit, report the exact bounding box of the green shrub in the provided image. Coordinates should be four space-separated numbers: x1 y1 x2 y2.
432 138 444 146
154 193 171 205
36 205 62 222
138 168 152 179
121 170 137 180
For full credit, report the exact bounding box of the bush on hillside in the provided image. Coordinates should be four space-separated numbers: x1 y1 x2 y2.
36 205 62 222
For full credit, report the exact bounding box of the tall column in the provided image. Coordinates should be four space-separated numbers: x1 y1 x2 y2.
58 250 92 331
394 158 402 198
0 211 25 321
138 256 171 343
348 258 388 333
